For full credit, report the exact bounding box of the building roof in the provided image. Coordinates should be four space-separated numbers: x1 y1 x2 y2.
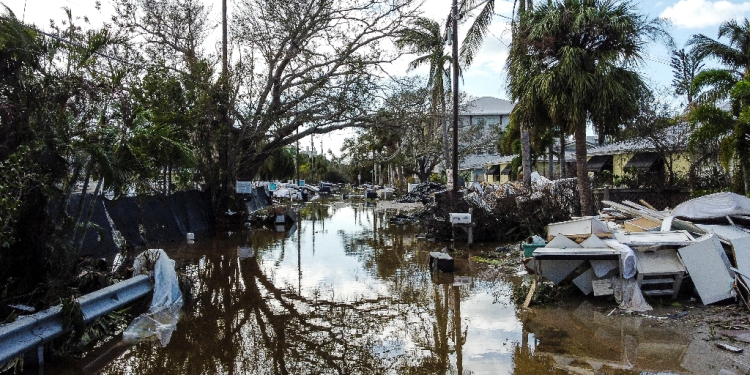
458 153 575 170
461 97 514 116
588 124 690 156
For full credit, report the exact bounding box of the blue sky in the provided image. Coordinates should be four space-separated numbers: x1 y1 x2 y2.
4 0 750 154
409 0 750 100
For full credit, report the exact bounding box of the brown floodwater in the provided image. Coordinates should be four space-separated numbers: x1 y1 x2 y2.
39 201 705 374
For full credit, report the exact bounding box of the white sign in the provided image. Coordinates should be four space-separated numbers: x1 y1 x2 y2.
236 181 253 194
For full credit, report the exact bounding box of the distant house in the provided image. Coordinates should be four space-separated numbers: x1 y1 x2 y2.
586 125 691 187
459 153 576 185
460 96 514 130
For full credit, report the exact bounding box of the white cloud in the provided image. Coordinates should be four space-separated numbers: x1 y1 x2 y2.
660 0 750 29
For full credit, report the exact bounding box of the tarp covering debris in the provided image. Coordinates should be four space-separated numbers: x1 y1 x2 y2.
124 249 183 347
672 192 750 220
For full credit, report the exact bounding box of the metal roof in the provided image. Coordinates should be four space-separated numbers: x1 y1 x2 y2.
588 124 690 156
461 97 514 116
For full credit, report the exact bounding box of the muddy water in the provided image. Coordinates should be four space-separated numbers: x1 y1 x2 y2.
46 202 700 374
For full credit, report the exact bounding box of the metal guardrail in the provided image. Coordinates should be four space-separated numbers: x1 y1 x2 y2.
0 274 152 365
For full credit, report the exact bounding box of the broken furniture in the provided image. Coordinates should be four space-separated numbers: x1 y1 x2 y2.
635 249 685 299
546 216 610 241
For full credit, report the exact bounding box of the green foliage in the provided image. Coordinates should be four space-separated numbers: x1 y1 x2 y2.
431 171 447 184
0 147 31 248
511 281 572 307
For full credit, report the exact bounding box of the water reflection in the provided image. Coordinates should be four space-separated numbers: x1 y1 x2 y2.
42 202 701 374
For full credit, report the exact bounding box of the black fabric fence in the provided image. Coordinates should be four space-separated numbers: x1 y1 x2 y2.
73 190 214 257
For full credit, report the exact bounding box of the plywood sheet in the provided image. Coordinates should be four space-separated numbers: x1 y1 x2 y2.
678 240 734 305
624 217 660 232
573 268 594 295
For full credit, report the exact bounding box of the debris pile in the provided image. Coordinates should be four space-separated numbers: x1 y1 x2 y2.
396 182 448 203
525 192 750 312
420 173 580 242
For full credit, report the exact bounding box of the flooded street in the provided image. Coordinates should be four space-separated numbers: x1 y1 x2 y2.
42 202 730 374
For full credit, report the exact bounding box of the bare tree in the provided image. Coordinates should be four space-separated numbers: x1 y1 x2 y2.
229 0 420 181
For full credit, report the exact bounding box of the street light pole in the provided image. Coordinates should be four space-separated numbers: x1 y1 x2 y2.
451 0 459 192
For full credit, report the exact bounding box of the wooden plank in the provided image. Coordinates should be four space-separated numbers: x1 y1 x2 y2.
603 200 707 236
639 199 658 211
522 279 537 309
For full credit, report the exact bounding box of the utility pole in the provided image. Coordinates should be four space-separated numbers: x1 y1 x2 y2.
296 127 300 185
221 0 229 211
451 0 459 192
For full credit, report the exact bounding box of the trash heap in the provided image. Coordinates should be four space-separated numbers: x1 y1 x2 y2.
419 173 580 242
396 182 448 203
526 192 750 311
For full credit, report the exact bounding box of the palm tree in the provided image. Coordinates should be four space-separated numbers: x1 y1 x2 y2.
508 0 668 215
689 19 750 79
396 17 452 173
671 48 705 110
687 19 750 193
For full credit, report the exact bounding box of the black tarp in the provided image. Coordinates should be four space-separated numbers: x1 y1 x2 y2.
587 155 613 172
68 194 119 257
103 190 214 248
243 186 271 214
103 196 146 249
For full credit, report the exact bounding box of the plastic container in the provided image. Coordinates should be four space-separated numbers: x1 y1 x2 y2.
522 243 546 258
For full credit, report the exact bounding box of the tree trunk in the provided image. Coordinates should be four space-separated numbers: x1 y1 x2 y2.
575 118 593 216
441 106 451 172
559 129 566 178
548 143 554 180
521 123 532 188
168 163 173 195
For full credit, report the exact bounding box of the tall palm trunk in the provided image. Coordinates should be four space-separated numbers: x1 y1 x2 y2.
521 123 532 187
559 129 566 178
575 118 593 215
548 143 554 179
